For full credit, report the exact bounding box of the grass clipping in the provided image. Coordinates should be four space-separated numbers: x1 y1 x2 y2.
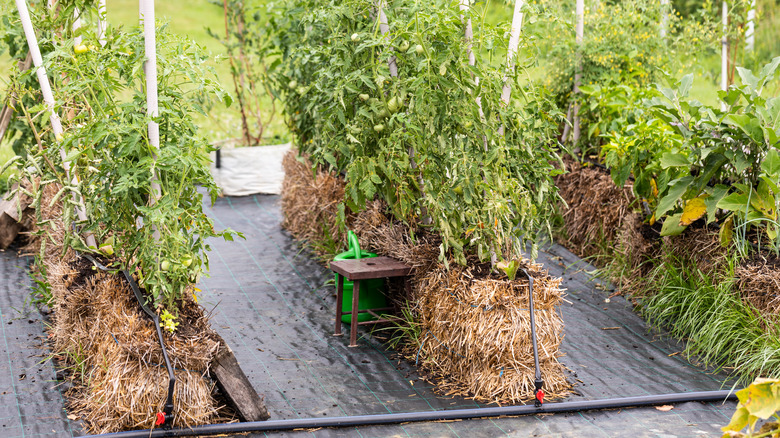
25 183 234 434
282 150 570 404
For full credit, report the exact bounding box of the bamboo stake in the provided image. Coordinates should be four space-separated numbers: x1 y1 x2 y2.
721 0 728 111
140 0 163 240
98 0 107 47
14 0 97 249
571 0 583 144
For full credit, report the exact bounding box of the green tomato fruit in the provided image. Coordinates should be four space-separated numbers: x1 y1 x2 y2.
415 44 424 55
161 260 171 271
398 41 410 52
359 93 370 101
288 80 298 89
373 124 385 133
74 44 89 54
351 33 360 42
387 97 401 113
181 255 193 268
439 62 448 76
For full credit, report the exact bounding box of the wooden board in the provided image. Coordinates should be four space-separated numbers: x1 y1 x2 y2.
0 189 29 249
329 256 412 281
211 346 270 422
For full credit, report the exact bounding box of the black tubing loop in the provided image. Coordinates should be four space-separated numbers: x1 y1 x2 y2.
83 390 738 438
80 254 176 428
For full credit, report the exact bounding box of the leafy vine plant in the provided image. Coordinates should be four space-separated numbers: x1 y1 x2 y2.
0 0 240 326
262 0 564 265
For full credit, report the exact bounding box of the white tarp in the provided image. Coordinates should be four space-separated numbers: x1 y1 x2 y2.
210 143 291 196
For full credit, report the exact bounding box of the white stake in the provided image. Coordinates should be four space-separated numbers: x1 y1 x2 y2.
746 0 755 52
497 0 525 138
73 8 82 46
721 0 728 111
377 1 397 78
98 0 107 47
500 0 525 107
572 0 584 143
14 0 97 248
140 0 163 240
660 0 669 38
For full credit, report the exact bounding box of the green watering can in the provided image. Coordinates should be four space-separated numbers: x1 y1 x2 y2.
333 231 386 322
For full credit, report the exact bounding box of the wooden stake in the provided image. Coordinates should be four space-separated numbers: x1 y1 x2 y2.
497 0 525 137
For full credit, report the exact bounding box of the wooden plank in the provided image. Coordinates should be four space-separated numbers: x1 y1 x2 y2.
0 189 30 249
329 256 412 280
211 346 270 422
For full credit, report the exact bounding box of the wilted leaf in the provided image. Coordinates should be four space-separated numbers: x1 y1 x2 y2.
680 197 707 226
720 215 734 248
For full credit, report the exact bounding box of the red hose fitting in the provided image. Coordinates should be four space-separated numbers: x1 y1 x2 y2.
155 412 165 426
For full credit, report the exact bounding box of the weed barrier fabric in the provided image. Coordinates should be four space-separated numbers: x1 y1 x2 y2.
0 248 84 437
190 194 738 437
0 194 738 437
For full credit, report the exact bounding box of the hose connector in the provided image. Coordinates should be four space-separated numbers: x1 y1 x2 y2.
534 378 545 408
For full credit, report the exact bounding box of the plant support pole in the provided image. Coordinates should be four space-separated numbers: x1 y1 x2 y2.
721 0 728 111
497 0 524 137
459 0 487 151
98 0 107 46
745 0 754 52
660 0 669 38
141 0 163 240
572 0 584 143
15 0 97 249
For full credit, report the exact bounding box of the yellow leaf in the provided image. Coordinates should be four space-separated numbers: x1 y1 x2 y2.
651 178 659 198
680 197 707 226
720 215 734 248
649 213 656 226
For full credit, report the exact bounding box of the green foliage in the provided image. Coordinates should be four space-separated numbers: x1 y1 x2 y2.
722 378 780 438
640 250 780 384
643 59 780 243
2 1 239 316
206 0 276 145
537 0 716 149
262 0 563 264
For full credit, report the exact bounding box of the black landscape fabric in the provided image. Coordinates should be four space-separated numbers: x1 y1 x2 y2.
0 193 738 438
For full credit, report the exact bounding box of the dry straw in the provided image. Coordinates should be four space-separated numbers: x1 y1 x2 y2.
282 151 571 404
555 160 633 259
21 180 236 434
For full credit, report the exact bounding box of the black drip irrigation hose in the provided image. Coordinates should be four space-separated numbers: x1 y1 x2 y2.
84 390 738 438
520 268 545 407
81 254 176 428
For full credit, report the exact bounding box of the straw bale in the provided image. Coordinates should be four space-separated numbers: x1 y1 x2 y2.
352 199 440 279
736 255 780 319
555 160 633 259
21 179 237 434
414 263 570 403
281 150 351 260
664 226 726 276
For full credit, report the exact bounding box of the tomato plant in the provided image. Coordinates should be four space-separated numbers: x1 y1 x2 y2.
2 0 240 319
262 0 564 264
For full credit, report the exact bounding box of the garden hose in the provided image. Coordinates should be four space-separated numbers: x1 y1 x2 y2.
80 253 176 429
519 268 545 407
84 390 738 437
